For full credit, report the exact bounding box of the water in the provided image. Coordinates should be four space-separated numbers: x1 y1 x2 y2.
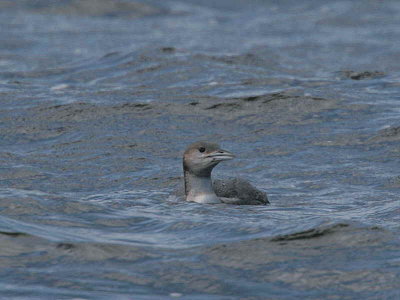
1 0 400 299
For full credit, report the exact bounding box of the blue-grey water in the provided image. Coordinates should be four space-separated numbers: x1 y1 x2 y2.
1 0 400 299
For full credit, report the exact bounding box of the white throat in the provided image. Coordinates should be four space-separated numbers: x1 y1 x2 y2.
184 171 221 204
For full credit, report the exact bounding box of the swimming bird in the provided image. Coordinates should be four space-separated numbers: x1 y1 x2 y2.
183 141 269 205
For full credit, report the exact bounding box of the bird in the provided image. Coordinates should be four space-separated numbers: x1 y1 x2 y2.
182 141 268 205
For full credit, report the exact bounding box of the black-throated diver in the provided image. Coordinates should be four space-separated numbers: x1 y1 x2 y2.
183 141 268 205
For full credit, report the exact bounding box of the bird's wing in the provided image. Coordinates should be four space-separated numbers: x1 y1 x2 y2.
213 178 269 205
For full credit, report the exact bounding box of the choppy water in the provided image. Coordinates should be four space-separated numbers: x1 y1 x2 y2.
1 0 400 299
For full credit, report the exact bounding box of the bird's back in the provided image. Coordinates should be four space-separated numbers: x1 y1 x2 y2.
213 178 269 205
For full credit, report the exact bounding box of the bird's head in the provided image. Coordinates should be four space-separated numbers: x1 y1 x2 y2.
183 141 235 177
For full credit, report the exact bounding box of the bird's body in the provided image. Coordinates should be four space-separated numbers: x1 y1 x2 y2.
183 141 268 205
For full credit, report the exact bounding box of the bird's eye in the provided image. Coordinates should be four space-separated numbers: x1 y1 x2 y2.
199 147 206 153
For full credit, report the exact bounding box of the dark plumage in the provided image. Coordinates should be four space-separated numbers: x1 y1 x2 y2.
213 178 269 205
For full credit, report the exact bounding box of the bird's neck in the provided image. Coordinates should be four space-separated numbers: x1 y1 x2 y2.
184 170 220 204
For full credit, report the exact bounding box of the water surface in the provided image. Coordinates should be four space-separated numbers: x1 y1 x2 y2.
1 0 400 299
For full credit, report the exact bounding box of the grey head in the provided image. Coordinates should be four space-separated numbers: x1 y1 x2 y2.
183 141 235 178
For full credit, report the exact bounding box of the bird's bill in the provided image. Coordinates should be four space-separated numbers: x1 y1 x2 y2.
206 149 235 161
